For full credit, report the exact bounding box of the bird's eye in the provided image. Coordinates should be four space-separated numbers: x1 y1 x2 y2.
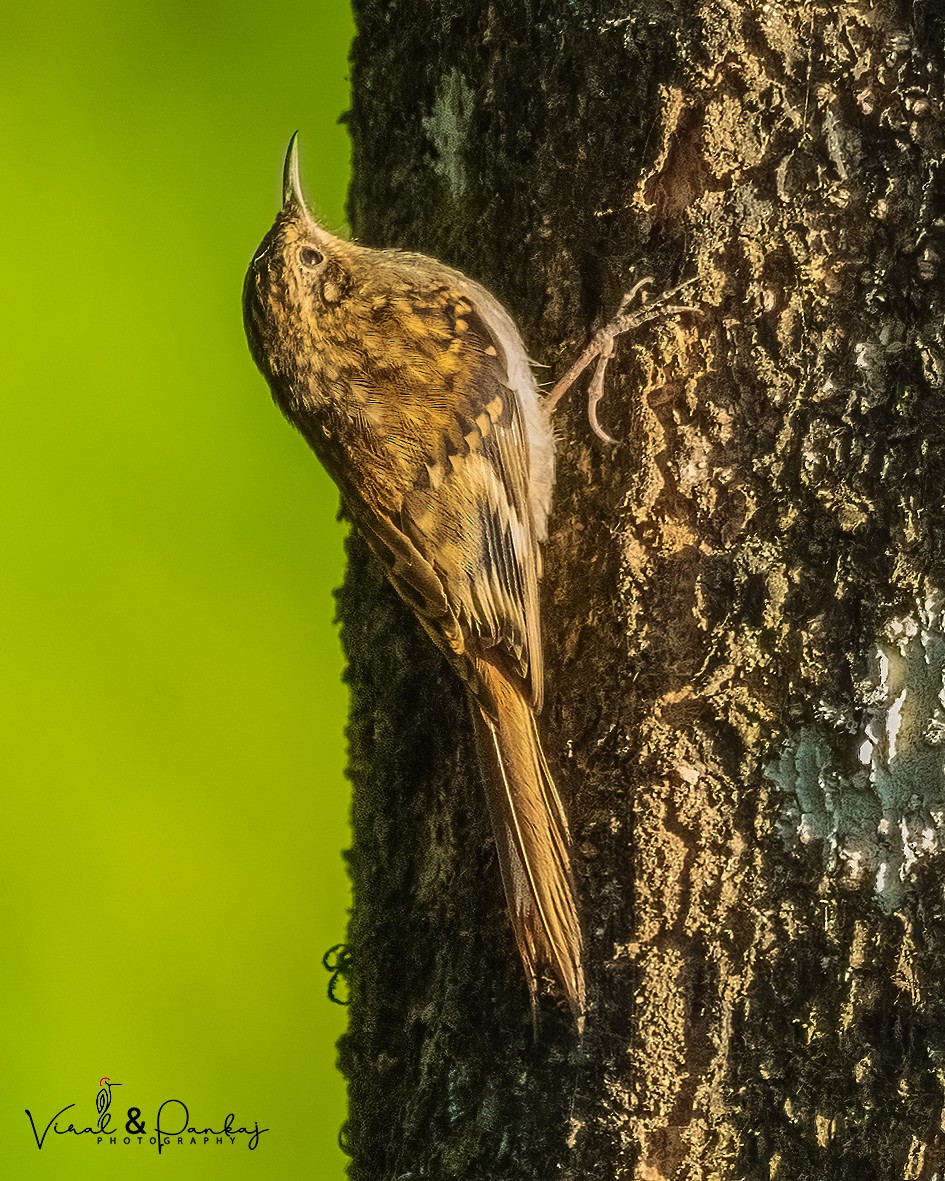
300 247 324 268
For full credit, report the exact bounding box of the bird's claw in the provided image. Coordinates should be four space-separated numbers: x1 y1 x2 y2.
545 275 698 443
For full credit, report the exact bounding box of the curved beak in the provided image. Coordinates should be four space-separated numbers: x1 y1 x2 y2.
282 131 308 215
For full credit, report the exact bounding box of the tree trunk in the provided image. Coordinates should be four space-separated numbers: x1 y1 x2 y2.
335 2 945 1177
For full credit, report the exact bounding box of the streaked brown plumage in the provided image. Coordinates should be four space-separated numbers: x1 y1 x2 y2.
243 134 584 1025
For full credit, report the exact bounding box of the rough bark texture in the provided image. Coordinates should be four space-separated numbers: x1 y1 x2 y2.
335 2 945 1177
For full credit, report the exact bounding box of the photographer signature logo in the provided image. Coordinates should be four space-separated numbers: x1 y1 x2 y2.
95 1077 120 1129
25 1077 267 1154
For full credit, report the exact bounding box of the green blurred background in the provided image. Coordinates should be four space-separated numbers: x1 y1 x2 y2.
1 2 355 1176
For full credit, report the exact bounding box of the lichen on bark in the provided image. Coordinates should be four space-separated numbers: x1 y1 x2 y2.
335 1 945 1178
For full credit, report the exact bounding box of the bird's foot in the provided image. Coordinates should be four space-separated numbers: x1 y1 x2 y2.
544 276 697 444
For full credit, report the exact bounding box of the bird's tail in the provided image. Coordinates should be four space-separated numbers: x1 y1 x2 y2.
470 658 585 1027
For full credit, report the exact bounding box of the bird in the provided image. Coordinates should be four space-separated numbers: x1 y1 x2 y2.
243 133 585 1025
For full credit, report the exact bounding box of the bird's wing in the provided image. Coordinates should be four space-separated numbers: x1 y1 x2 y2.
347 288 545 711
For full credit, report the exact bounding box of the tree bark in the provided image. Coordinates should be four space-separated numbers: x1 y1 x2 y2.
336 2 945 1177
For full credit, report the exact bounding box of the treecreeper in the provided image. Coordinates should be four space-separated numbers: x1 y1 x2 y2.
243 135 691 1028
243 133 583 1027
